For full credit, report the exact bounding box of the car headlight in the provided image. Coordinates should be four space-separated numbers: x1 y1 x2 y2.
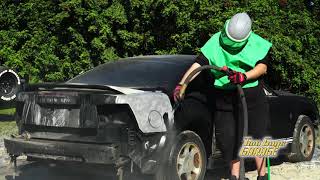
148 110 163 129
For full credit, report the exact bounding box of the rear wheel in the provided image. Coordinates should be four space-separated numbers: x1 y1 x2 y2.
155 130 207 180
287 115 315 162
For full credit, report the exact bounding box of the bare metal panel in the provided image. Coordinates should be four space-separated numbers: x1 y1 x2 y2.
115 91 173 133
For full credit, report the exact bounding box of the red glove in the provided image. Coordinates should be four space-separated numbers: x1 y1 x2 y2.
228 72 247 84
221 66 234 75
173 84 182 102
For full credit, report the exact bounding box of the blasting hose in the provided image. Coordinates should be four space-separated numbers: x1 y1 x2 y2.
178 65 248 180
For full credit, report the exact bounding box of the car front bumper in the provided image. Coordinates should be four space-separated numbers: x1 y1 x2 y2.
4 137 119 164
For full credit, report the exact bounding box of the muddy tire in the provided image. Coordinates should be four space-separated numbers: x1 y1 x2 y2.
155 130 207 180
287 115 315 162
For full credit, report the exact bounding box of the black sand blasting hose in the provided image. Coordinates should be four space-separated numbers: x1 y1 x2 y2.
178 65 248 180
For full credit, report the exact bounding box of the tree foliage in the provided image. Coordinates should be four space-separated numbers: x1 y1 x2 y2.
0 0 320 102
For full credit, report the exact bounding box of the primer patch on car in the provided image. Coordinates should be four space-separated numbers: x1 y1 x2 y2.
107 85 145 94
115 92 173 133
32 104 81 128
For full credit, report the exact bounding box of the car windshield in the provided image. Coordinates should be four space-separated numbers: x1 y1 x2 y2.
68 56 193 91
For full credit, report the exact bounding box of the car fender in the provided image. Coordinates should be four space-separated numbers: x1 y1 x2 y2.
115 91 173 133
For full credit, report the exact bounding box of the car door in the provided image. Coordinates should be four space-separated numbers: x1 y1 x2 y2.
264 87 293 138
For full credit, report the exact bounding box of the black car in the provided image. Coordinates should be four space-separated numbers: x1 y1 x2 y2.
4 55 319 180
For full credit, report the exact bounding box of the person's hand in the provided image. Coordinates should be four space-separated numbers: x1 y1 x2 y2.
228 71 247 84
173 84 182 102
221 66 234 76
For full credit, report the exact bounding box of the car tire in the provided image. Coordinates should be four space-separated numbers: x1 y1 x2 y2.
154 130 207 180
0 67 20 102
287 115 315 162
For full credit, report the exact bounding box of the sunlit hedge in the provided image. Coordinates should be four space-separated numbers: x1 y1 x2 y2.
0 0 319 102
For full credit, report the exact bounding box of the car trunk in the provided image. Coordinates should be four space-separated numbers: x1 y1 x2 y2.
15 84 133 144
22 91 101 127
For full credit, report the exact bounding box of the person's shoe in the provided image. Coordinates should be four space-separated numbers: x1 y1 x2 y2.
257 174 268 180
230 175 249 180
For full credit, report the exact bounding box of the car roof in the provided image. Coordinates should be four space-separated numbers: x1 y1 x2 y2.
68 55 196 93
124 54 195 60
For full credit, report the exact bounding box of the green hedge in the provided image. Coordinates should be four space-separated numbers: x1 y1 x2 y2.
0 0 320 102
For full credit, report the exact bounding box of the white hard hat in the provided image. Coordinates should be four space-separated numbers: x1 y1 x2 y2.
225 12 252 42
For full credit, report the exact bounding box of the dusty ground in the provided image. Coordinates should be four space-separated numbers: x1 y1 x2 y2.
1 137 320 180
246 148 320 180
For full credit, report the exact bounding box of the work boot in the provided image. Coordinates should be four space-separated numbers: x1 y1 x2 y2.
257 174 268 180
230 175 249 180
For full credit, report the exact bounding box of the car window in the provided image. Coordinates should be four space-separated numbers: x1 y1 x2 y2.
68 56 194 92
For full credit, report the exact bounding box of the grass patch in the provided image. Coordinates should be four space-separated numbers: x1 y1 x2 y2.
0 121 17 137
0 108 17 137
0 108 15 115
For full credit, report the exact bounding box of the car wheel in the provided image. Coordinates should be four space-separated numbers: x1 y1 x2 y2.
0 67 20 102
287 115 315 162
155 130 207 180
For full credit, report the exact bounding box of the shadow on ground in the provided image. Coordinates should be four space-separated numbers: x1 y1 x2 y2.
0 115 14 121
0 157 288 180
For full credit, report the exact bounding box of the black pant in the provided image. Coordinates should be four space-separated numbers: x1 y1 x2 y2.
211 83 269 162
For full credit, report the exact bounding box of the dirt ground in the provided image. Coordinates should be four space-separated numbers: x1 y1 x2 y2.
246 148 320 180
1 137 320 180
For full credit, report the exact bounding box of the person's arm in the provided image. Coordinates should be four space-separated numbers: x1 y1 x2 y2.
173 54 209 102
244 63 267 81
178 62 201 85
244 52 270 80
228 52 270 84
178 54 209 85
